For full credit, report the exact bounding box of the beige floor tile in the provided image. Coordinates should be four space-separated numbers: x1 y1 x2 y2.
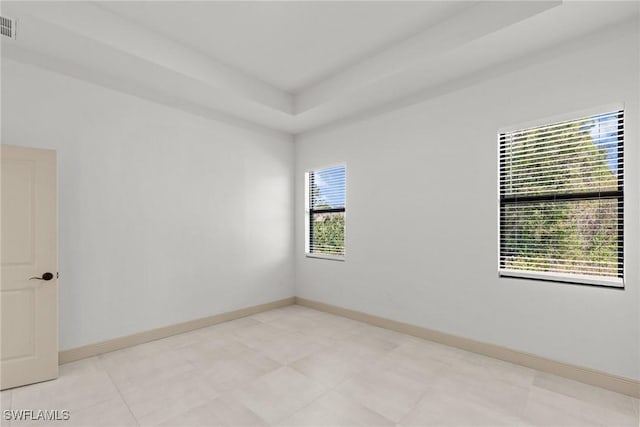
428 371 530 419
64 397 138 427
459 352 537 388
1 388 12 410
201 349 281 392
527 378 639 426
158 396 266 427
279 391 394 427
344 325 417 347
425 353 533 418
522 386 602 426
11 358 121 415
336 330 399 354
335 363 432 422
400 391 527 426
333 336 396 366
99 346 195 391
392 338 467 365
579 400 640 427
1 389 12 427
249 331 333 365
533 372 638 417
232 366 326 424
172 336 252 371
6 306 637 427
375 346 451 379
291 345 378 388
193 323 238 339
232 322 291 348
119 369 219 426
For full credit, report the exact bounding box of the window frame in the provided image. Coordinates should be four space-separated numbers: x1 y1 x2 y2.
497 107 624 288
305 164 346 261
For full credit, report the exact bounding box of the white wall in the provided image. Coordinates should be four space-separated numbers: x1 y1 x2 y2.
295 27 639 380
1 59 295 351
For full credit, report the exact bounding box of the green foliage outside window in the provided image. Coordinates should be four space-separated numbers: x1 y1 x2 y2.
311 212 345 256
501 115 621 277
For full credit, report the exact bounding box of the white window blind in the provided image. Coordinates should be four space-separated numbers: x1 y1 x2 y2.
499 110 624 287
306 165 346 258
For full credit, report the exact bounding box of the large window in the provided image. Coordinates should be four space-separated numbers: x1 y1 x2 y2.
305 165 346 259
499 109 624 287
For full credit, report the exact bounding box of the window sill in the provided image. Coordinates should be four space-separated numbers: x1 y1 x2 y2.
499 269 624 288
305 253 345 262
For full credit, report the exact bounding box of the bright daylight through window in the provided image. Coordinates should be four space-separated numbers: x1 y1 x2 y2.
499 110 624 287
306 165 346 259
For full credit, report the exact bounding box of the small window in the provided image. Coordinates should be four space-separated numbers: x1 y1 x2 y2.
499 109 624 287
305 165 346 259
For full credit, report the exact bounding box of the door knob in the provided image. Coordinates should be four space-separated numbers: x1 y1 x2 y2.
29 272 54 281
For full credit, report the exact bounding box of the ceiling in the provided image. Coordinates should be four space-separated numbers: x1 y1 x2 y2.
1 1 639 135
97 1 475 93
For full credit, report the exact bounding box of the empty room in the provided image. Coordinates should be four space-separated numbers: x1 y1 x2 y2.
1 1 639 426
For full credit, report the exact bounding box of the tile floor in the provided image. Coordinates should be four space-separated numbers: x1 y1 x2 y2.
1 305 638 426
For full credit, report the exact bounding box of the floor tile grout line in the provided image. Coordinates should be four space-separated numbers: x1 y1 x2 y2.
269 371 337 427
274 389 329 426
286 345 399 425
97 357 141 426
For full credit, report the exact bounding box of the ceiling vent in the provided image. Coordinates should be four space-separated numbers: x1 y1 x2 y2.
1 16 16 40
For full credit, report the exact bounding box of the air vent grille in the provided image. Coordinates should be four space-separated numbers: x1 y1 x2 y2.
1 16 16 40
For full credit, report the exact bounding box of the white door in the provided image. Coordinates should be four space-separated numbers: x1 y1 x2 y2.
1 144 58 390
